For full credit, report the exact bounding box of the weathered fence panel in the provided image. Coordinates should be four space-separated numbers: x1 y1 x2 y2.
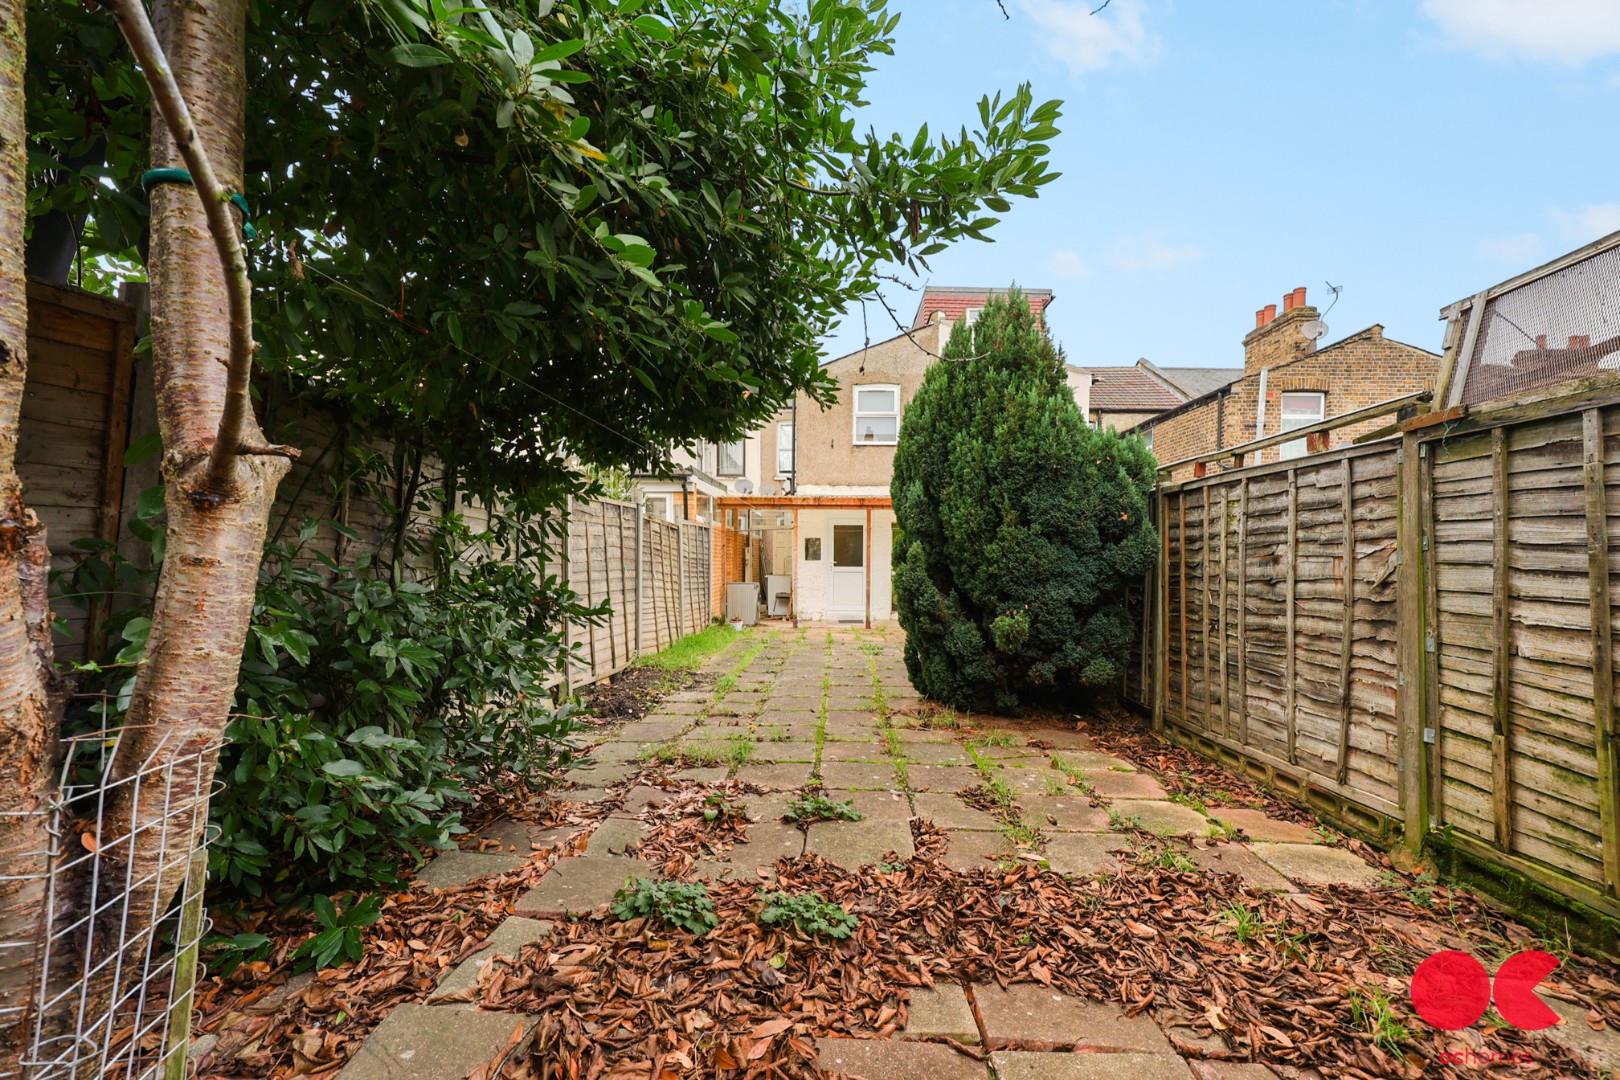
1154 441 1405 834
1139 377 1620 932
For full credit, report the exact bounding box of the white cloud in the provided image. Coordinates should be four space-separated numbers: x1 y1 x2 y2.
1047 248 1089 279
1020 0 1161 74
1550 202 1620 241
1420 0 1620 65
1107 232 1203 272
1477 232 1546 264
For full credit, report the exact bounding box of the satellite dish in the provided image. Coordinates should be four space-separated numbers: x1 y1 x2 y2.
734 478 755 495
1301 319 1328 341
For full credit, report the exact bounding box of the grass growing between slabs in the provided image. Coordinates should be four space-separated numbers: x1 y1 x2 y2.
637 623 751 674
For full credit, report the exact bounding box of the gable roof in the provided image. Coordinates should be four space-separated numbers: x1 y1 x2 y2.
1088 365 1185 411
1157 366 1241 399
910 286 1054 329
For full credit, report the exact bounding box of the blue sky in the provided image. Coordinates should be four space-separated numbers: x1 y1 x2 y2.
820 0 1620 369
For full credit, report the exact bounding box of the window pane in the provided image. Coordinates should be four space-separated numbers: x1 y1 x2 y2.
832 524 864 567
717 440 744 475
856 387 897 413
856 415 898 442
777 423 794 474
1279 393 1324 422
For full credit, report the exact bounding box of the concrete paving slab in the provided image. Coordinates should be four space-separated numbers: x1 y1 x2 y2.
998 765 1066 797
941 829 1015 872
824 789 914 822
1031 796 1111 833
990 1052 1192 1080
1543 991 1620 1073
1208 808 1318 844
673 766 731 784
752 740 819 762
727 821 806 871
336 1003 535 1080
893 725 958 743
581 741 646 764
905 765 981 792
975 985 1174 1052
741 762 817 790
1042 833 1132 876
414 850 525 889
434 917 552 999
819 761 899 789
911 792 1003 830
1248 842 1383 887
1083 770 1168 800
619 785 672 814
805 820 915 868
1188 844 1294 891
1052 751 1135 772
1186 1064 1277 1080
815 1037 987 1080
1110 800 1209 837
903 984 980 1043
819 740 892 762
898 742 976 765
741 792 799 824
584 816 644 856
513 855 657 916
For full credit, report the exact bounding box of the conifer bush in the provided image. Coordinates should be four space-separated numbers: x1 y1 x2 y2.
891 291 1157 712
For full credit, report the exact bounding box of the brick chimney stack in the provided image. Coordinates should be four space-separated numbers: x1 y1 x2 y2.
1244 286 1318 374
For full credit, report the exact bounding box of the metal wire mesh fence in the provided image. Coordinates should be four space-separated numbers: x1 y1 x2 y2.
1 711 218 1079
1452 234 1620 407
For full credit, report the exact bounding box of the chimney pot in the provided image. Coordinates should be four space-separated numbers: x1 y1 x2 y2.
1255 309 1267 329
1264 303 1278 324
1292 286 1307 309
1535 334 1547 350
1282 292 1295 313
1570 335 1592 349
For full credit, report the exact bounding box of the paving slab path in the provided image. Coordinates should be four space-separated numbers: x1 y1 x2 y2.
327 627 1620 1079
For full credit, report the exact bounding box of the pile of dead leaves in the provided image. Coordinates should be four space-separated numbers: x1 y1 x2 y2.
634 783 759 876
473 850 1610 1079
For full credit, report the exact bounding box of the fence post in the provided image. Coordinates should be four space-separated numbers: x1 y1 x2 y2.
634 509 644 657
161 848 209 1080
1583 409 1620 895
1395 433 1429 854
677 522 688 640
1152 490 1168 733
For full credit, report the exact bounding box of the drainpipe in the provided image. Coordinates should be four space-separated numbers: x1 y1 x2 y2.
1254 366 1268 443
789 395 798 495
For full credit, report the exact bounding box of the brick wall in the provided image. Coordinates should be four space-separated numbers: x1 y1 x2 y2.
1145 325 1438 481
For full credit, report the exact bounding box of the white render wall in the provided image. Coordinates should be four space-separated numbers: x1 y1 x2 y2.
791 507 896 623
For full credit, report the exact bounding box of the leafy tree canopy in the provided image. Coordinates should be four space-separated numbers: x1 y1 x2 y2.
891 290 1157 712
28 0 1061 509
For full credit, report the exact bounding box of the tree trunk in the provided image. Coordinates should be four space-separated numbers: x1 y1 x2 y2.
102 0 288 954
0 1 64 1070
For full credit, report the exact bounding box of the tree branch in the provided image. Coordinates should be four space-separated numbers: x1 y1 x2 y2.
108 0 256 504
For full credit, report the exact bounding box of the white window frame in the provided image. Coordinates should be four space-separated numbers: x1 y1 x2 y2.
1277 391 1325 461
964 307 981 326
716 439 745 476
852 384 901 446
643 494 671 521
776 421 794 477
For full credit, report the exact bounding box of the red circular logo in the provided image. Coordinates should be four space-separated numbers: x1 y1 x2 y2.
1410 950 1491 1030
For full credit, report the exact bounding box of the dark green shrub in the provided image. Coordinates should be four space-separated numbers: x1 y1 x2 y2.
891 290 1157 712
612 878 719 936
209 511 590 898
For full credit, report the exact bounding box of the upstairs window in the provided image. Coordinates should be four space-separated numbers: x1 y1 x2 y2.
964 307 981 326
716 439 745 476
853 384 900 445
1277 391 1325 460
776 422 794 476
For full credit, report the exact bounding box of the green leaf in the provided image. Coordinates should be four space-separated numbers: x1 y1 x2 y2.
312 893 337 928
322 759 366 778
123 431 162 466
632 14 673 41
388 43 453 68
136 485 166 520
532 38 584 63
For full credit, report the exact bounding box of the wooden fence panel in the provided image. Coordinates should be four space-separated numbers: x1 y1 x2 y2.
1154 441 1405 828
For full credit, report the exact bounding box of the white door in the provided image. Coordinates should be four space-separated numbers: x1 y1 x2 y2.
829 521 865 621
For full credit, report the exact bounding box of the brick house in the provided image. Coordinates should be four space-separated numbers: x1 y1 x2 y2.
725 285 1066 624
1083 359 1239 432
1134 287 1441 481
